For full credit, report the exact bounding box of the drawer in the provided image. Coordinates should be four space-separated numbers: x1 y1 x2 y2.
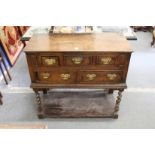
36 71 77 84
37 55 60 67
63 54 92 66
78 70 123 84
96 53 127 66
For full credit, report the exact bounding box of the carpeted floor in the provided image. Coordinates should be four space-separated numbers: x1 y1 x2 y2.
0 91 155 128
0 31 155 128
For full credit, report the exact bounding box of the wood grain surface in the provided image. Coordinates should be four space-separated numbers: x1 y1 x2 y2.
24 33 133 52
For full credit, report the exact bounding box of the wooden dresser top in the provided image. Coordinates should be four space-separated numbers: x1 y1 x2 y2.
24 33 133 53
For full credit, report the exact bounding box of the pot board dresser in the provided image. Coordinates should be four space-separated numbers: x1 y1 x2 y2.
24 33 133 119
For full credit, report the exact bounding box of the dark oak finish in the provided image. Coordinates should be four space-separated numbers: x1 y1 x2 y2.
24 33 133 119
24 33 132 52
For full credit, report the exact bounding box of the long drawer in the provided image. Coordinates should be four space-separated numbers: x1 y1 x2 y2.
35 70 124 84
78 70 123 84
37 70 77 84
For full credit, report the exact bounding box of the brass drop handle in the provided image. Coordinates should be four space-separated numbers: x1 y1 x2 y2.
44 58 56 65
107 73 117 80
41 73 50 79
60 74 71 80
101 57 112 64
86 74 96 81
72 57 83 64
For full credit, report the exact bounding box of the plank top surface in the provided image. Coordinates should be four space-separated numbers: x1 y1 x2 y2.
24 33 133 53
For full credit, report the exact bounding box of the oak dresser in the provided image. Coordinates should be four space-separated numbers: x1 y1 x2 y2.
24 33 133 119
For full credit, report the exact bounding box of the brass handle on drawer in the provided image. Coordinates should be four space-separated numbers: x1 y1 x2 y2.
107 73 117 80
86 74 96 81
44 58 56 65
60 74 71 80
72 57 83 64
101 57 112 64
41 73 50 79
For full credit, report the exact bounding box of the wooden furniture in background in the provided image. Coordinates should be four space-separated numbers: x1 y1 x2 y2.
131 26 153 32
24 33 133 119
0 53 12 84
131 26 155 47
151 27 155 47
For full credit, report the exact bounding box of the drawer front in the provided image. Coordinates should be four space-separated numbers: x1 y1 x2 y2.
96 53 127 66
36 71 76 84
63 54 92 66
78 70 123 84
41 56 59 67
37 54 61 67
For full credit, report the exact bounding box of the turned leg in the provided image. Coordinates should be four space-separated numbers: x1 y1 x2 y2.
151 29 155 47
108 89 114 94
0 98 2 105
151 35 155 46
151 33 154 46
0 91 3 105
33 89 44 119
0 91 3 98
43 89 47 94
113 89 124 119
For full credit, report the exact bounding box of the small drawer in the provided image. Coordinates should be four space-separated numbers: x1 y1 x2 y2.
37 71 76 84
96 54 127 66
41 56 59 66
78 70 123 84
63 54 92 66
38 55 60 67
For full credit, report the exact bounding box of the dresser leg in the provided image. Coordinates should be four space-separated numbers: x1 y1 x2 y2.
108 89 114 94
34 89 44 119
151 33 155 47
38 113 45 119
0 91 3 105
43 89 48 94
113 89 124 119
